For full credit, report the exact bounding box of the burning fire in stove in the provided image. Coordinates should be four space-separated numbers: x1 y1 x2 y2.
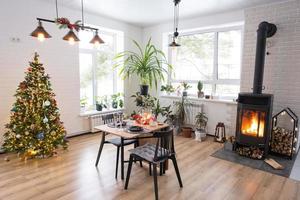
241 110 266 138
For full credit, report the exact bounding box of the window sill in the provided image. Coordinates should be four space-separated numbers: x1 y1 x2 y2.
160 95 237 105
79 108 125 117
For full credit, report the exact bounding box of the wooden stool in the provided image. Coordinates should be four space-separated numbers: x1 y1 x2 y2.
214 122 226 143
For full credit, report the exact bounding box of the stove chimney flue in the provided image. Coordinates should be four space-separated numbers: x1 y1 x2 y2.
253 21 277 94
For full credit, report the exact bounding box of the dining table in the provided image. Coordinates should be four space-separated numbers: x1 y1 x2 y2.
94 121 170 180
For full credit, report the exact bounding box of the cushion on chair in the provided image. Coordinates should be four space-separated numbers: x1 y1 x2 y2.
129 143 169 163
107 138 137 147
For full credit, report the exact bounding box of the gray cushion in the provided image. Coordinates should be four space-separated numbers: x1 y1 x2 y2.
129 143 169 163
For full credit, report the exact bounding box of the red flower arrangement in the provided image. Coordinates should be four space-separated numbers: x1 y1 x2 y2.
132 113 155 125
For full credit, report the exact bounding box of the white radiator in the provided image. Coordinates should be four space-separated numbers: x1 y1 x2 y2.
184 102 204 126
160 97 204 127
89 110 124 133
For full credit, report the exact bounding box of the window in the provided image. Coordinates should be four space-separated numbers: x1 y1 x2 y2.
79 29 124 109
169 27 242 99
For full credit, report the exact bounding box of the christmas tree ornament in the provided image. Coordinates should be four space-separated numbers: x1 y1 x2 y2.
43 100 51 107
43 117 49 123
36 132 45 140
3 53 68 158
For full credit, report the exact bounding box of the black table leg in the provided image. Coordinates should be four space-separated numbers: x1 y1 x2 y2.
95 132 106 167
121 137 124 180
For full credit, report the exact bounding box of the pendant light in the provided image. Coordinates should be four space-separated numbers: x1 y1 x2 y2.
30 20 52 42
30 0 104 45
169 0 181 47
90 30 104 46
63 29 80 45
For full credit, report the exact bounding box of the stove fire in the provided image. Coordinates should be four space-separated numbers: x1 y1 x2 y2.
241 110 265 138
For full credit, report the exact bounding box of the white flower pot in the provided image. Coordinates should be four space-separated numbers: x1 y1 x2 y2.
195 130 206 142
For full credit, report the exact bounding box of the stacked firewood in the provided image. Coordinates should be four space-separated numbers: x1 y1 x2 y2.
236 146 264 159
270 127 295 156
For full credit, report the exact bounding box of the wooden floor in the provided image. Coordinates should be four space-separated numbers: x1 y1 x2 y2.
1 133 300 200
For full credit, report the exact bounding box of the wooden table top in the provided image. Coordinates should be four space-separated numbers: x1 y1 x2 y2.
94 122 169 139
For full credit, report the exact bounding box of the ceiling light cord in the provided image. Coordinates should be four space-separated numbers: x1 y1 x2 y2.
81 0 85 28
55 0 59 18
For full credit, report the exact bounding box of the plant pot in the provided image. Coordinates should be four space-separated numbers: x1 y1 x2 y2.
140 85 149 95
112 101 118 109
182 91 187 97
197 91 204 98
96 104 103 111
195 131 202 142
181 126 193 138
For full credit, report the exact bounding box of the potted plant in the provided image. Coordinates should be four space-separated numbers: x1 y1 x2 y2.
181 82 191 97
111 93 124 109
173 97 192 137
197 81 204 98
80 97 88 112
131 92 156 110
96 96 108 111
195 112 208 141
114 39 171 95
161 84 175 95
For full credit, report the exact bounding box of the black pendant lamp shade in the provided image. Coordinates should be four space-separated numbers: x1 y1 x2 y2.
90 31 104 45
169 39 181 47
63 29 80 43
30 21 51 40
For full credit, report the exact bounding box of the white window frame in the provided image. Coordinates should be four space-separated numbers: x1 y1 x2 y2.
79 30 120 105
168 25 243 98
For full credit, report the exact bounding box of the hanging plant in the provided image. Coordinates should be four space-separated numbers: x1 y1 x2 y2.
55 18 81 31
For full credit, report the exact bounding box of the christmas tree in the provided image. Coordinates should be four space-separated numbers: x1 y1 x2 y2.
3 53 68 158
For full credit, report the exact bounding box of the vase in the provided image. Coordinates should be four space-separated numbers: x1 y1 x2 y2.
140 85 149 95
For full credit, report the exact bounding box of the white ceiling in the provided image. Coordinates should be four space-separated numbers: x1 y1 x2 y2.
43 0 287 27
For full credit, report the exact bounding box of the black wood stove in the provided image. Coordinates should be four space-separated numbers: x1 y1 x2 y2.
235 22 277 158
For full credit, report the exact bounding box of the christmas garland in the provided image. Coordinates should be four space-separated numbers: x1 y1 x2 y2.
55 17 81 31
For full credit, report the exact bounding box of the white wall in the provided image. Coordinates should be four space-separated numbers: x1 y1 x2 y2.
138 10 245 135
241 0 300 117
0 0 142 143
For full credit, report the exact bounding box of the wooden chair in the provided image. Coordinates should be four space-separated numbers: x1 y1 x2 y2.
124 128 183 200
95 113 141 179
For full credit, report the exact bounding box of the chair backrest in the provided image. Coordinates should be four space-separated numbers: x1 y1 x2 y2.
153 128 175 162
102 114 114 124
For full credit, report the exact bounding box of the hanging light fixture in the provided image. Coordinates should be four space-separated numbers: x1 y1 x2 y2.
30 0 104 45
63 29 80 45
90 30 104 46
169 0 181 47
30 20 52 42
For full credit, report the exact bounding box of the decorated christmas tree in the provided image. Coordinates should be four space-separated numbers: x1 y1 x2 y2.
3 53 68 158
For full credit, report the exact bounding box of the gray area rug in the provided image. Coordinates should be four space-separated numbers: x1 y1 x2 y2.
211 143 297 177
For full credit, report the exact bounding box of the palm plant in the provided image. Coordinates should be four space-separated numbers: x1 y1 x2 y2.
114 38 171 95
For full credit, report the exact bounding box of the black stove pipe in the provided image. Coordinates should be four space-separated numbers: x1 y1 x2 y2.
253 21 277 94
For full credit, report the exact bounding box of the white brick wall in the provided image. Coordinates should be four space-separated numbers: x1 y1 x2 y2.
241 0 300 117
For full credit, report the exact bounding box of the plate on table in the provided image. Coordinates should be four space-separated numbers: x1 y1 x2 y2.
128 126 143 132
